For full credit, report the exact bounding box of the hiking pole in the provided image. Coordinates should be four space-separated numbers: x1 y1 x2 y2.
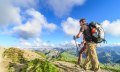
73 36 79 56
74 36 83 67
73 36 78 67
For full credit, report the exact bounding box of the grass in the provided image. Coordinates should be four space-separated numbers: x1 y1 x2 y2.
22 58 58 72
57 52 78 63
34 51 46 58
100 63 120 72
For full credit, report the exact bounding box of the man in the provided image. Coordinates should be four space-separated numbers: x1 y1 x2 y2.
74 18 100 71
77 40 87 65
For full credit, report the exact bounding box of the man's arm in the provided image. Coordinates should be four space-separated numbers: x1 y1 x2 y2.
76 31 83 38
76 26 84 38
73 26 84 39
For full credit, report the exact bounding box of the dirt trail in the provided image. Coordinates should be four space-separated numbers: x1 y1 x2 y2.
53 61 111 72
0 48 8 72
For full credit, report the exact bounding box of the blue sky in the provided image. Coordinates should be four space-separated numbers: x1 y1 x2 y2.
0 0 120 47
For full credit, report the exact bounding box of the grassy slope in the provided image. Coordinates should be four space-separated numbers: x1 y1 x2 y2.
1 47 120 72
100 63 120 72
56 52 77 63
56 51 120 72
2 47 58 72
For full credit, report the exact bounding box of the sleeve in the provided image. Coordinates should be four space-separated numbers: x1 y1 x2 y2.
80 26 84 32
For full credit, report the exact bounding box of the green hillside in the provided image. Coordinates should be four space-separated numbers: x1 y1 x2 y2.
55 51 120 72
0 47 58 72
57 52 77 63
0 47 120 72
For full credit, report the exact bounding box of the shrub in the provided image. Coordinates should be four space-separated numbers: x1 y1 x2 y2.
22 58 58 72
3 47 26 63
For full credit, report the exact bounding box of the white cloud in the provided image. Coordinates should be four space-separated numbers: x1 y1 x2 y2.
98 42 120 48
44 23 57 32
0 0 21 29
12 9 57 39
47 0 86 17
17 38 55 48
0 0 40 29
33 38 54 47
101 19 120 37
12 0 39 8
16 37 81 49
17 38 32 48
62 17 80 36
0 0 58 47
58 40 79 47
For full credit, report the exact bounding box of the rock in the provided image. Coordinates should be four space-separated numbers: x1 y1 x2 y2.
53 61 111 72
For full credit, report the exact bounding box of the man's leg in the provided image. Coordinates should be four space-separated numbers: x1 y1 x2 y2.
77 45 87 65
77 47 84 65
83 45 91 70
88 43 100 71
83 56 91 70
77 53 82 65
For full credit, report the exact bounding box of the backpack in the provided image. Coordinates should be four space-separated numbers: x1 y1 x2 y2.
88 22 106 43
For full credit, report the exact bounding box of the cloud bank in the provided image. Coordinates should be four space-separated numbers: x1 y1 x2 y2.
12 9 57 39
0 0 57 40
101 19 120 37
47 0 86 17
0 0 21 29
62 17 80 36
62 18 120 37
0 0 57 47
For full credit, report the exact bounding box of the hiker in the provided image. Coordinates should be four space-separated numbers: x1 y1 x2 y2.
73 18 100 71
77 39 87 65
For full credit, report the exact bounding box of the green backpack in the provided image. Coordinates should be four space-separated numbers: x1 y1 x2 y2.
89 22 106 43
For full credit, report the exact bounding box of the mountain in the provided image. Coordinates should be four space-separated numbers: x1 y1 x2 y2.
36 45 120 63
97 46 120 63
30 45 120 63
0 47 118 72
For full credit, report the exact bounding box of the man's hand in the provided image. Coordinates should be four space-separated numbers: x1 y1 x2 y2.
76 32 83 38
73 36 76 40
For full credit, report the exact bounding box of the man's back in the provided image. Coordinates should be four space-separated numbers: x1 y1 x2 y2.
80 24 92 42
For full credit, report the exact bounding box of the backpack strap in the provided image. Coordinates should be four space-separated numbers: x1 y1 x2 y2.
88 24 94 42
103 39 107 43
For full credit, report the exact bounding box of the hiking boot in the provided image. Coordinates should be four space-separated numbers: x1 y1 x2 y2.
79 64 83 68
90 66 100 72
75 62 83 68
83 67 89 71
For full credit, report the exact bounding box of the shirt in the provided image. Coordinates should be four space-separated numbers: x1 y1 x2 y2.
80 23 92 42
